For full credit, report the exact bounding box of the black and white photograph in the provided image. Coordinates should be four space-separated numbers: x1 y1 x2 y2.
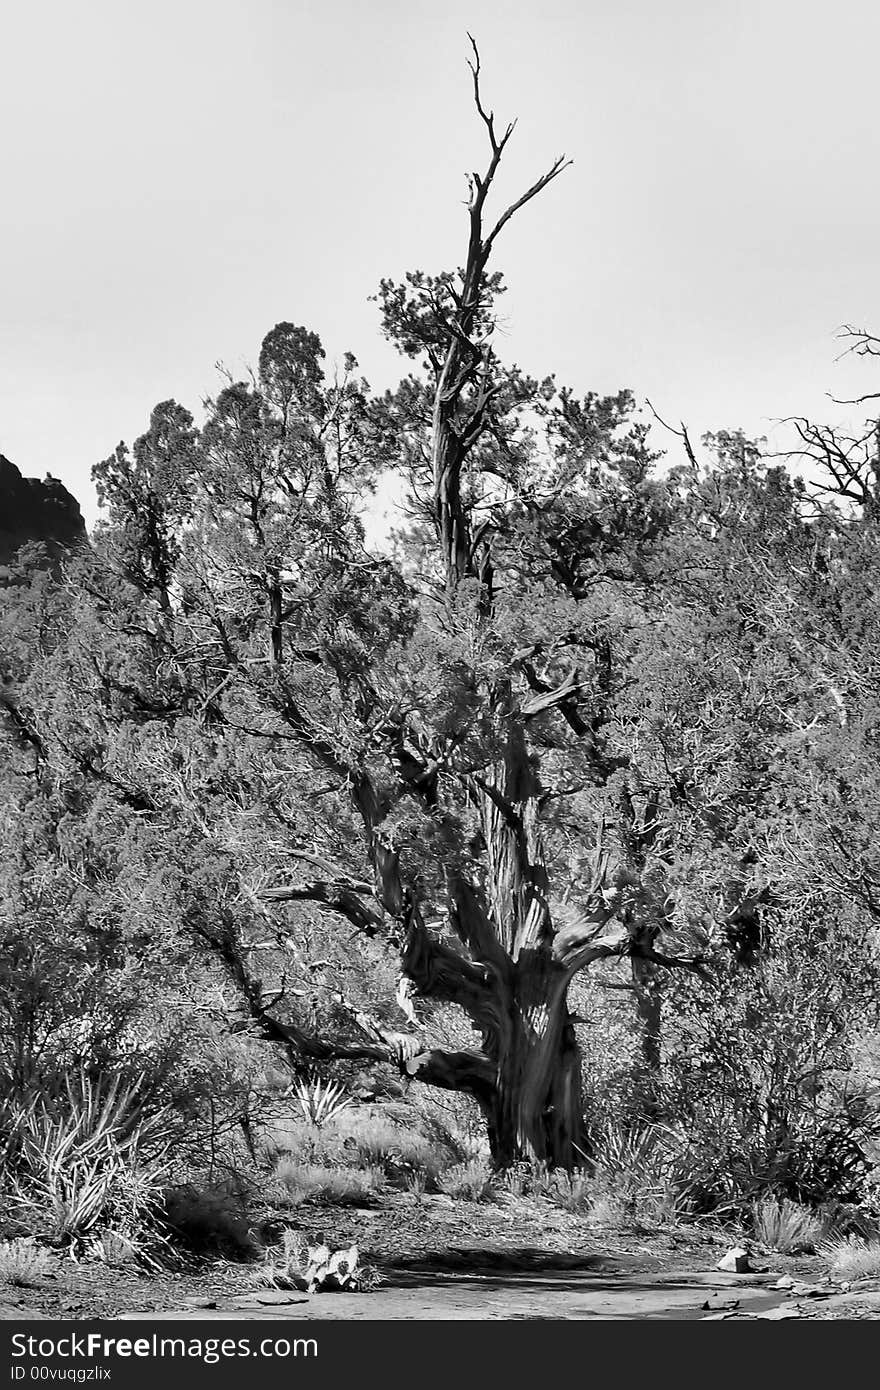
2 0 880 1351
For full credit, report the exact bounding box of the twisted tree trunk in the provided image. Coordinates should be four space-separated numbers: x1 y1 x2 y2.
482 963 588 1167
458 706 594 1168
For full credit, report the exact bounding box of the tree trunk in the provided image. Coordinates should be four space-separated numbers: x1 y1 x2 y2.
480 959 589 1170
631 954 663 1117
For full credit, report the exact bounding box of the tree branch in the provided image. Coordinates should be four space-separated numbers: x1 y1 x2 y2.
519 665 585 719
466 34 515 160
403 1045 496 1099
645 398 699 470
401 902 501 1024
483 155 572 257
261 879 382 935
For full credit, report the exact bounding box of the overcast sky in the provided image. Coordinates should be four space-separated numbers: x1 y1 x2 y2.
2 0 879 530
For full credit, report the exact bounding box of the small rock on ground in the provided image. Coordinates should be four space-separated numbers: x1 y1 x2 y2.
717 1247 752 1273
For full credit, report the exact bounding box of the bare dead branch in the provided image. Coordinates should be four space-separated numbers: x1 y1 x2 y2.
835 323 880 362
645 398 699 470
466 33 515 159
483 154 573 255
519 666 585 718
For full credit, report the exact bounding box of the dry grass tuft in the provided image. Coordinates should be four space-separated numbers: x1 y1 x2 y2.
820 1234 880 1281
0 1238 53 1288
436 1158 496 1202
752 1197 825 1254
273 1159 385 1206
584 1193 627 1228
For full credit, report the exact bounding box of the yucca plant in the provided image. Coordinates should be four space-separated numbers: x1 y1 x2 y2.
9 1071 174 1251
591 1122 667 1200
588 1121 696 1222
289 1075 352 1128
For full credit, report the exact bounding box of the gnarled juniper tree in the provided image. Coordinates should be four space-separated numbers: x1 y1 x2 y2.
51 45 727 1168
252 42 685 1166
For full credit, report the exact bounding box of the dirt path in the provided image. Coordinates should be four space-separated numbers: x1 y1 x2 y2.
8 1261 880 1321
124 1267 791 1321
4 1199 877 1322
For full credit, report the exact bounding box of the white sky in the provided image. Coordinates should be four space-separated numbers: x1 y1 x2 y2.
2 0 879 531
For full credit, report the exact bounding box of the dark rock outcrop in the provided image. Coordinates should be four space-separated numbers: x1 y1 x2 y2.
0 454 87 565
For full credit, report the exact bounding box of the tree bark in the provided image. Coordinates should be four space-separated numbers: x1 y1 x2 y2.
469 709 592 1168
483 963 589 1167
631 953 663 1116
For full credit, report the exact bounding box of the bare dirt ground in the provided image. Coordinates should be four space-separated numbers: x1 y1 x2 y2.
3 1195 878 1322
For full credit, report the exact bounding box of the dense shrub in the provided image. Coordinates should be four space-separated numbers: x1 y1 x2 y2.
654 908 880 1210
161 1182 256 1255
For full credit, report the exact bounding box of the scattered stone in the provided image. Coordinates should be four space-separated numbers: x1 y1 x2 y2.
774 1275 795 1289
788 1281 831 1298
701 1294 740 1311
717 1247 752 1273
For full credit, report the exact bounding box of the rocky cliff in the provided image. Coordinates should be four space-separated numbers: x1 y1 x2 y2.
0 454 87 565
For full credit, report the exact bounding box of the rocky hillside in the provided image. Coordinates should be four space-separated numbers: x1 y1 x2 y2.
0 453 86 565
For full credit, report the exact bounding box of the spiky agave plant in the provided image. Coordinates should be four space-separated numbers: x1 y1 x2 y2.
289 1075 352 1128
9 1071 175 1252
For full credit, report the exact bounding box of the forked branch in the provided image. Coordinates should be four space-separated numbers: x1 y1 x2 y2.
646 399 699 471
466 35 571 254
435 38 572 591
